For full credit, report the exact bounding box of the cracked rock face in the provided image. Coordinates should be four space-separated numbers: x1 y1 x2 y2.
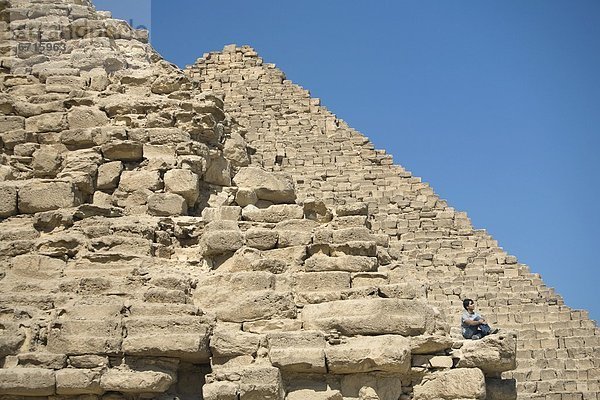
0 1 547 400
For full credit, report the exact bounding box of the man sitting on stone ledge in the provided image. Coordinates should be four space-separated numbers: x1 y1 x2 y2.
461 298 498 339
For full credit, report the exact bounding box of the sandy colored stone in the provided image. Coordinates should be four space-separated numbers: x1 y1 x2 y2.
56 368 102 395
412 368 485 400
325 335 411 374
96 160 123 190
242 204 304 223
164 168 200 206
67 106 110 129
455 330 517 373
100 369 173 393
18 180 77 213
0 184 18 218
233 167 295 203
147 192 187 216
0 368 55 396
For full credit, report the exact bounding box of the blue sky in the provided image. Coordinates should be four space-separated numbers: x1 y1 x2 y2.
96 1 600 323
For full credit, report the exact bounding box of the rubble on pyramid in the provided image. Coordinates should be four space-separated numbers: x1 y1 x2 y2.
0 1 596 400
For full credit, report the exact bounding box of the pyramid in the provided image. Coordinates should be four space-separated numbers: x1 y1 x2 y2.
0 1 597 400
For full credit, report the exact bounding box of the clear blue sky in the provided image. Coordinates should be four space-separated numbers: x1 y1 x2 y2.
96 1 600 323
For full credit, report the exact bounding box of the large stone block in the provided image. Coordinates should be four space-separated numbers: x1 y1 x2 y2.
304 254 378 273
25 112 66 132
56 369 102 395
119 170 162 192
267 331 326 373
67 106 110 129
0 368 55 396
233 167 296 203
100 369 174 393
101 140 143 161
18 181 77 213
325 335 410 374
164 168 200 206
302 299 442 336
412 368 486 400
293 272 351 292
210 323 261 359
96 160 123 190
455 331 517 373
147 192 187 216
122 316 212 362
0 183 18 218
10 254 66 279
242 204 304 223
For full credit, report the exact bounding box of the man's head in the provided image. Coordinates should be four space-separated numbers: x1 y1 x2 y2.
463 298 475 311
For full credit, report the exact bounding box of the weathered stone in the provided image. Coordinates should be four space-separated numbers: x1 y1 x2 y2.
10 254 66 280
336 202 368 216
304 254 378 273
201 206 242 221
303 198 333 222
233 167 295 203
18 180 77 213
143 144 177 170
25 112 66 133
56 369 102 395
202 229 244 256
293 271 351 292
455 330 517 373
0 183 18 218
147 192 187 216
267 331 326 373
205 154 231 186
119 170 162 192
223 132 250 167
31 145 63 177
67 106 110 129
96 160 123 190
164 169 200 206
210 323 261 358
287 389 343 400
100 369 173 393
485 378 517 400
0 368 55 396
302 299 443 336
412 368 485 400
245 228 278 250
101 140 143 161
242 204 304 223
326 335 410 374
235 188 258 206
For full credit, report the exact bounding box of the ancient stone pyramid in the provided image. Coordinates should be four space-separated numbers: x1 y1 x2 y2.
0 1 597 399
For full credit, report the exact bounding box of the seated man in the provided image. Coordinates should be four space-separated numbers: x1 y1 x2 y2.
461 298 497 339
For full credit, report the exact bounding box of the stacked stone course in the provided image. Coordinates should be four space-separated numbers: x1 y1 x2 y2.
185 45 599 400
0 0 593 399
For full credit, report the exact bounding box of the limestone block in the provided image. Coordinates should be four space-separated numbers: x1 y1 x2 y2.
246 228 278 250
303 198 333 222
485 378 517 400
203 381 238 400
143 144 177 170
0 368 55 396
164 168 200 206
267 331 326 373
0 323 26 358
18 180 77 213
101 140 143 161
339 374 403 400
243 319 303 334
359 387 379 400
67 106 110 129
147 128 191 144
10 254 66 279
455 331 517 373
151 73 189 94
205 155 231 186
287 389 343 400
119 170 162 192
412 368 485 400
96 160 123 190
56 369 102 395
428 355 453 369
210 323 261 358
304 254 378 273
223 132 250 167
122 316 212 362
202 206 242 221
0 116 25 132
69 355 109 369
325 335 410 374
100 369 173 393
25 112 66 132
242 204 304 223
233 167 296 203
332 227 373 243
0 183 17 218
32 145 63 177
237 365 285 400
47 319 123 355
60 128 96 148
236 188 258 206
293 272 351 292
410 335 454 354
198 290 296 323
278 229 313 247
202 229 244 256
336 202 368 216
302 299 441 336
147 192 187 216
0 165 15 181
330 241 377 257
